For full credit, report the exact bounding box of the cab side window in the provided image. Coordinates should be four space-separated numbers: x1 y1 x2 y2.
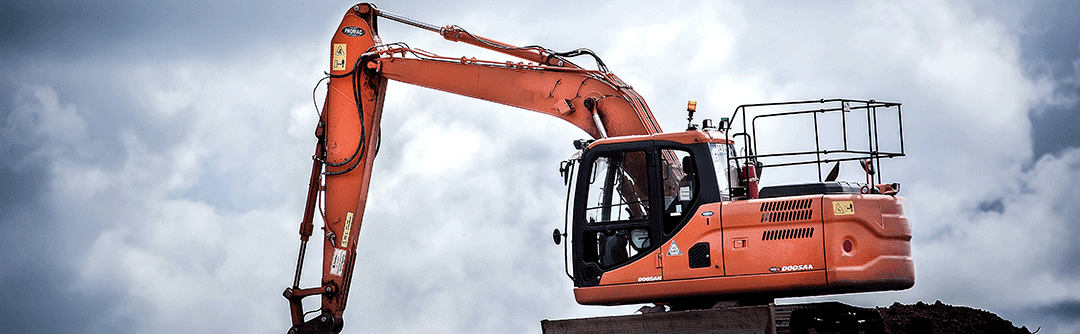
584 150 650 224
661 149 697 234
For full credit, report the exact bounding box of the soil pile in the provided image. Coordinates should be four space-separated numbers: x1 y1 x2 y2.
879 300 1032 334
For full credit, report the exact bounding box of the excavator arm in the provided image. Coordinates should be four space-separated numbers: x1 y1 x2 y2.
283 4 662 333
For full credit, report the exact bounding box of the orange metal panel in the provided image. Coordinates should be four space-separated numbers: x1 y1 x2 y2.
578 194 912 306
588 130 732 147
660 205 725 281
722 196 825 276
575 270 828 305
821 195 914 291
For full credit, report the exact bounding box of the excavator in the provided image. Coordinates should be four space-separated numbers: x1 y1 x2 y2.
282 3 914 333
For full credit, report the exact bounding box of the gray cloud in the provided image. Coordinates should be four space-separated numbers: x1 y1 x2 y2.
0 1 330 62
0 86 129 334
1020 0 1080 157
1015 299 1080 333
3 1 1080 333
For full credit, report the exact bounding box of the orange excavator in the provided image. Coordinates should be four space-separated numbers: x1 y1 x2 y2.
282 4 914 333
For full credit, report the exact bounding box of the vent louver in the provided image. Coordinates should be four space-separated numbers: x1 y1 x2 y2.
760 198 814 223
688 243 710 268
763 227 815 241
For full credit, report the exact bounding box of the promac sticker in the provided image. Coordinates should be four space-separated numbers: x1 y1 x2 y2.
332 43 347 71
341 212 354 248
667 241 683 256
341 26 366 37
833 201 855 216
329 248 347 276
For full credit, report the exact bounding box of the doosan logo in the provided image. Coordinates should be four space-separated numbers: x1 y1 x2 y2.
769 264 813 272
342 26 365 37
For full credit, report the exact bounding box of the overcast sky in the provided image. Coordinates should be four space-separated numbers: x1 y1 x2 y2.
2 0 1079 333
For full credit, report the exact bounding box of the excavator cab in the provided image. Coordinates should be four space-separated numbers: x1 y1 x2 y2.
560 99 913 307
567 131 732 286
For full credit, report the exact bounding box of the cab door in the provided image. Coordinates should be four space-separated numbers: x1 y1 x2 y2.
571 143 663 286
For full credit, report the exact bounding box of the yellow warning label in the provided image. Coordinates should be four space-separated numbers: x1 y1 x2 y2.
332 44 347 71
341 212 354 248
833 201 855 216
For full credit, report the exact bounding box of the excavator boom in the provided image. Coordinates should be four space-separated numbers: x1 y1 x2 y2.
375 55 660 138
284 4 663 333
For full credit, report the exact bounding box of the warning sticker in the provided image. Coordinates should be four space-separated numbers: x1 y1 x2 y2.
667 241 683 256
341 212 354 248
833 201 855 216
332 44 347 71
329 248 346 276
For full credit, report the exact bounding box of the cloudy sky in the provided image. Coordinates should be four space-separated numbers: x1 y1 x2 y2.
2 0 1079 333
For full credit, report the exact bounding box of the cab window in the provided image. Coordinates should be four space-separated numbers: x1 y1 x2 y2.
584 150 650 224
661 149 697 234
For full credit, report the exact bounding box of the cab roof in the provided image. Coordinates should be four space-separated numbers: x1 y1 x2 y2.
588 130 733 148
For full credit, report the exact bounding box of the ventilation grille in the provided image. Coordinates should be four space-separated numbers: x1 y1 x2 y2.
763 227 815 241
688 243 711 269
760 198 814 223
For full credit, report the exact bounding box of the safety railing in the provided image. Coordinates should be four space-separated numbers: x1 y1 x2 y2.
725 99 904 185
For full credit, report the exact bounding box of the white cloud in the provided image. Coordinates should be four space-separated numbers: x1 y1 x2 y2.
10 47 324 333
4 0 1080 333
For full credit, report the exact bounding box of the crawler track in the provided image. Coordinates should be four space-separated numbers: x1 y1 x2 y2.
541 301 1033 334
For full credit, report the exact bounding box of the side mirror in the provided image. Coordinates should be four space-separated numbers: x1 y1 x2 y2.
860 159 876 176
553 229 563 245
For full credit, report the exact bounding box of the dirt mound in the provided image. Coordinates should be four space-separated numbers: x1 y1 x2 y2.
879 300 1032 334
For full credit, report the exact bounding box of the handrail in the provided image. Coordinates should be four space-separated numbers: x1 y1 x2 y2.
724 99 904 186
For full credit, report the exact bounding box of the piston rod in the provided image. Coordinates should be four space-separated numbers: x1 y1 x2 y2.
374 8 441 33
